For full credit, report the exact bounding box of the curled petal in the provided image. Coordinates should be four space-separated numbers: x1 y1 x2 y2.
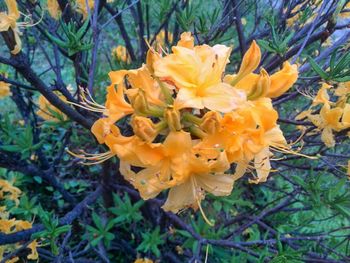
267 62 298 98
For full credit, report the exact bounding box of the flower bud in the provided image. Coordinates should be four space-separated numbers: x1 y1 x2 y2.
146 48 161 75
131 116 157 142
200 111 222 134
248 68 270 100
164 107 182 131
231 40 261 86
267 62 298 98
130 90 149 114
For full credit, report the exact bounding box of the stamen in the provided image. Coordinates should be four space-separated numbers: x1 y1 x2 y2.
271 144 317 159
205 244 209 263
197 198 214 226
66 149 114 165
66 101 105 112
79 86 105 109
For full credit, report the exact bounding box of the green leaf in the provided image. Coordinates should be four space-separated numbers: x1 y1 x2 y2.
308 56 328 79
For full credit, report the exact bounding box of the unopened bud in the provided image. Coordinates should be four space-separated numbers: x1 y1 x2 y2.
200 111 222 134
131 116 157 142
164 107 182 131
146 48 161 75
248 68 270 100
130 90 149 114
231 40 261 86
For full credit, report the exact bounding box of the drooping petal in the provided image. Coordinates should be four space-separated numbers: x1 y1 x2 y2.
321 126 335 148
196 172 234 196
249 147 271 184
162 179 198 213
120 162 170 200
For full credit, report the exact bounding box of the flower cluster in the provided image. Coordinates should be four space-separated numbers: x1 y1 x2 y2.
78 32 298 217
296 82 350 147
0 179 38 262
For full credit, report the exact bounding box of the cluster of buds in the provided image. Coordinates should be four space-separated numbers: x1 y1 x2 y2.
78 32 298 220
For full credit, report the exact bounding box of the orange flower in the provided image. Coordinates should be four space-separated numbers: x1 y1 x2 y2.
47 0 61 20
112 45 131 64
75 0 94 19
154 32 245 113
36 93 68 122
0 74 11 98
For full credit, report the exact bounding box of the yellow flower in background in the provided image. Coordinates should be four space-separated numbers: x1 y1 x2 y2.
313 82 331 105
340 2 350 18
134 258 153 263
112 45 131 64
36 93 68 122
0 0 21 54
155 29 173 47
0 74 11 98
0 179 21 205
0 180 38 262
300 82 350 148
47 0 61 20
75 0 94 19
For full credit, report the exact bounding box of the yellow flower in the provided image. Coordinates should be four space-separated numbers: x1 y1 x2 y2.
155 29 173 47
162 151 234 214
340 2 350 18
313 82 331 106
176 31 194 49
112 45 131 64
120 131 193 200
75 0 94 19
47 0 61 20
27 240 39 260
154 32 245 112
0 179 21 205
36 93 67 122
0 74 11 98
308 102 344 147
134 258 153 263
0 218 16 233
0 0 21 54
